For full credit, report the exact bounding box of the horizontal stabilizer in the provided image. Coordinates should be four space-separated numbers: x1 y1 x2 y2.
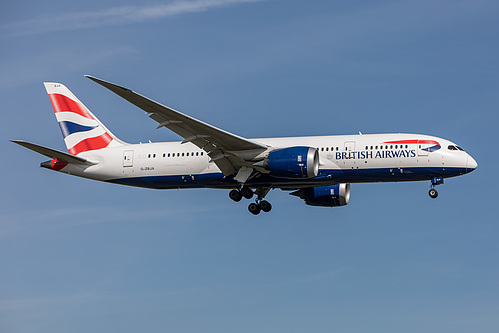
11 140 94 165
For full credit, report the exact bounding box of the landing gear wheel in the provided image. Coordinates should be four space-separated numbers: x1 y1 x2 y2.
241 186 254 199
429 188 438 199
260 200 272 213
229 189 242 202
248 202 261 215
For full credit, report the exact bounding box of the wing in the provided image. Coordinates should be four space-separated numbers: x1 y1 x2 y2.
85 76 268 177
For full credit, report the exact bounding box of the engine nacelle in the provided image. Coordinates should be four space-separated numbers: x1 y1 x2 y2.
266 147 319 179
291 184 351 207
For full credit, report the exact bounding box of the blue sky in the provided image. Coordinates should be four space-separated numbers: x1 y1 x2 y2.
1 0 498 332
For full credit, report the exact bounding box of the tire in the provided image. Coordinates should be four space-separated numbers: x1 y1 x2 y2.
229 189 242 202
260 200 272 213
241 186 253 199
248 203 261 215
429 188 438 199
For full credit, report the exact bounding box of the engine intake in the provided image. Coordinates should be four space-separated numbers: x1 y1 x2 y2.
265 147 319 179
291 184 351 207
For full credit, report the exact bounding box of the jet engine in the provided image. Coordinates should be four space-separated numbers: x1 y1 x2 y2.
291 184 351 207
264 147 319 179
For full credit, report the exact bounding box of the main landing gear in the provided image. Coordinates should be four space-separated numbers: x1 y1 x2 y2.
429 176 444 199
229 186 272 215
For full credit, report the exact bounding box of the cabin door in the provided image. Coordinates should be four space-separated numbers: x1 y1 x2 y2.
344 141 356 152
123 150 134 167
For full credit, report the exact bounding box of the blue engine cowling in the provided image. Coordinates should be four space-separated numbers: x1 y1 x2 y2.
266 147 319 179
291 184 351 207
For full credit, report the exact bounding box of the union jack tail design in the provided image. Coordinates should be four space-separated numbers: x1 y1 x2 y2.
44 82 124 155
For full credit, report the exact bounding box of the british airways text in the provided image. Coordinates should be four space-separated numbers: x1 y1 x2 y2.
335 149 416 160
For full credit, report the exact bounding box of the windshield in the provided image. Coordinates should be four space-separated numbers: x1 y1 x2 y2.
448 145 465 152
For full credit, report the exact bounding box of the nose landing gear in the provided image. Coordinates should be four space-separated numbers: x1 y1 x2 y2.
429 176 444 199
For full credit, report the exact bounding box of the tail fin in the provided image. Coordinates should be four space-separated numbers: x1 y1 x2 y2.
44 82 124 156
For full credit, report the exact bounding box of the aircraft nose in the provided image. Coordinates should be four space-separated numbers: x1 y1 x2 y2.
467 155 478 172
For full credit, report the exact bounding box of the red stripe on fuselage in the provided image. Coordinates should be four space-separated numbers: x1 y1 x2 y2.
68 133 113 155
384 139 440 145
49 93 94 119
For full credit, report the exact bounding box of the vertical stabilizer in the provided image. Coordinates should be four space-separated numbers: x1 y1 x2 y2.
44 82 125 155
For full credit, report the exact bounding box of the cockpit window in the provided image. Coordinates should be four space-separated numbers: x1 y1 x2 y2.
448 145 466 152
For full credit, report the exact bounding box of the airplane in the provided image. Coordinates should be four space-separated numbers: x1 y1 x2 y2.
12 76 478 215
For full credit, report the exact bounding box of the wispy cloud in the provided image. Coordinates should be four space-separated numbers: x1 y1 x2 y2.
0 46 137 90
1 0 264 38
0 196 230 238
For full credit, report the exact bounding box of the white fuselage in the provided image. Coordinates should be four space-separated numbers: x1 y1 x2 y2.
57 133 477 190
